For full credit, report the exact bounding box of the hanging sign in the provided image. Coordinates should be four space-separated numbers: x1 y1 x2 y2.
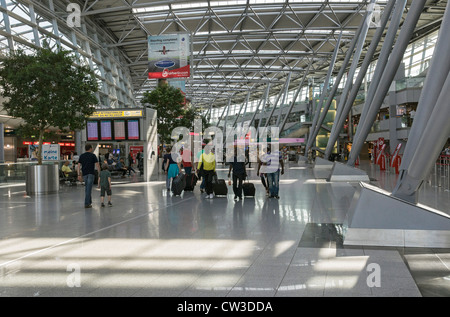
148 34 191 79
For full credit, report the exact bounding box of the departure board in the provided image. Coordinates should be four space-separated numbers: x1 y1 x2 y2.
86 121 99 141
114 120 126 140
100 120 112 141
127 119 140 140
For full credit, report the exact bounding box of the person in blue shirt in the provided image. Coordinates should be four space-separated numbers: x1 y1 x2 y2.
115 158 128 177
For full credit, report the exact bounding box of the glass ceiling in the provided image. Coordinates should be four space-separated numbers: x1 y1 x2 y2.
13 0 444 110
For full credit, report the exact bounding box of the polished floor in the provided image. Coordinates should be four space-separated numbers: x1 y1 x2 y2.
0 159 448 297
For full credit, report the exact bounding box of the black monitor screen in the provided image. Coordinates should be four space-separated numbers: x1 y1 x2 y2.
86 121 99 141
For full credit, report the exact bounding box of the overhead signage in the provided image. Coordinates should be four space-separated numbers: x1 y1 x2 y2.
90 110 143 118
86 119 140 142
148 34 191 79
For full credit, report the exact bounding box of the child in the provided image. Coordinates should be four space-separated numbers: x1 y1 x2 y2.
98 163 112 207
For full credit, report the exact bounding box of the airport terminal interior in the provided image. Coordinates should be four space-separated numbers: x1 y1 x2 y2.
0 0 449 297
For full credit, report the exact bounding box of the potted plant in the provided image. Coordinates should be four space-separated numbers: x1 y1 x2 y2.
141 79 209 145
0 41 99 195
141 79 186 145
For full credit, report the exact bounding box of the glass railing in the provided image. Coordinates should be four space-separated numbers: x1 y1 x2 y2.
395 76 426 91
280 121 308 137
368 117 412 133
0 160 71 184
354 92 366 106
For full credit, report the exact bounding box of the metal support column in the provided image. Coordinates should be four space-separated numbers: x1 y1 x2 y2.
206 99 215 122
248 82 270 127
397 0 450 173
232 91 251 128
264 74 291 128
333 0 376 128
0 123 4 163
248 87 267 129
306 32 342 151
75 130 82 158
48 0 62 48
347 0 426 166
324 0 394 159
257 83 272 131
1 0 15 51
276 72 293 127
392 1 450 203
347 0 407 166
238 91 253 127
216 98 231 128
223 98 233 140
28 3 41 48
280 64 311 134
306 18 363 153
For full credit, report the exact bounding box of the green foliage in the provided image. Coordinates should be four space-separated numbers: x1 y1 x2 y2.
177 106 210 132
0 42 99 164
141 83 186 144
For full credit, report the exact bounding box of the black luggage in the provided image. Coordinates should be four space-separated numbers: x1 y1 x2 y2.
213 178 228 196
93 170 98 185
184 173 198 191
242 180 255 197
171 173 186 196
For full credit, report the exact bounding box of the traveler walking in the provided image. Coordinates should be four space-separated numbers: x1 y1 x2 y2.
77 144 100 208
197 146 216 199
165 146 181 191
262 145 284 199
228 147 247 201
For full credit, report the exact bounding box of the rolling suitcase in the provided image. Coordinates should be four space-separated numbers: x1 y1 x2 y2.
184 173 198 191
171 173 186 196
213 178 228 197
242 180 255 197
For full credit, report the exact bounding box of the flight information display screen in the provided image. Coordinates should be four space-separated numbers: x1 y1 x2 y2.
114 120 126 140
127 119 140 140
100 120 112 141
86 121 99 141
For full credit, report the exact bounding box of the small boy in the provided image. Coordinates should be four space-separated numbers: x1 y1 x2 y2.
98 163 112 207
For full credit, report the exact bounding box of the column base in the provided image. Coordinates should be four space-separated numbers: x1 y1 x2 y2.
343 182 450 248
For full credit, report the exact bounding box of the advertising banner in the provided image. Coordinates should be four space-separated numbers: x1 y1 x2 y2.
148 34 191 79
29 144 60 161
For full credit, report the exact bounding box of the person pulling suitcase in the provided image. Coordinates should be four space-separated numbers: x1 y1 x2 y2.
197 145 216 199
227 146 247 201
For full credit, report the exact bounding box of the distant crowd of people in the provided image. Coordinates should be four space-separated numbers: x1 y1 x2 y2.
74 142 287 209
161 144 285 200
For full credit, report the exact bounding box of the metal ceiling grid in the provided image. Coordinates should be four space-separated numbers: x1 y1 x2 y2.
16 0 450 111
